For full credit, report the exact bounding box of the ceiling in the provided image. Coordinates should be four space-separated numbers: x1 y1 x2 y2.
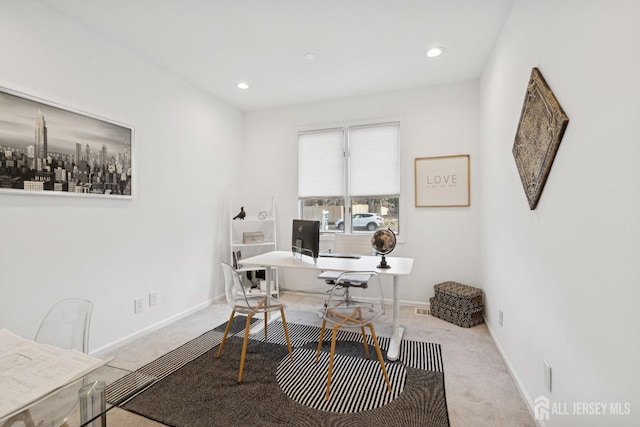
39 0 514 112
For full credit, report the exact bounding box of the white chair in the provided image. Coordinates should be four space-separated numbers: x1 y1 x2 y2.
217 262 294 383
315 271 391 400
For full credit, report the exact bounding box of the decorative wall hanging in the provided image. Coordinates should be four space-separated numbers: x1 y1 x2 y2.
415 154 470 207
512 67 569 210
0 86 134 199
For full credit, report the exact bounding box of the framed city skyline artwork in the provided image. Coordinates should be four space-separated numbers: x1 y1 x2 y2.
0 86 133 199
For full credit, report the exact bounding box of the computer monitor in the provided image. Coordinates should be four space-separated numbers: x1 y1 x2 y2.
291 219 320 262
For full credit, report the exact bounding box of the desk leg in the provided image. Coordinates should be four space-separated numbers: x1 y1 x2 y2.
79 381 106 427
248 266 280 336
386 276 404 361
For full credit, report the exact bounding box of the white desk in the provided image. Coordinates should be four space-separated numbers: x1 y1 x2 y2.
240 250 414 361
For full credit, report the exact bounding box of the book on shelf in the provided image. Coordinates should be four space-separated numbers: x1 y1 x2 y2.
232 250 242 269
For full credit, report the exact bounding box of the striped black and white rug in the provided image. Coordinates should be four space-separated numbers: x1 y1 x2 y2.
110 317 444 416
106 328 226 404
277 346 406 413
107 316 251 404
265 319 443 413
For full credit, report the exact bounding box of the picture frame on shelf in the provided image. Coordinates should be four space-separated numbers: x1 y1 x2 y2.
414 154 470 207
0 86 133 199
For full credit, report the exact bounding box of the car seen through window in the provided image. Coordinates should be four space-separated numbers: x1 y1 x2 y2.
335 213 382 231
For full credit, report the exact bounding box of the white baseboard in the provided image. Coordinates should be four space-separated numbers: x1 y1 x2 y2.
92 297 221 356
484 317 546 427
92 290 428 357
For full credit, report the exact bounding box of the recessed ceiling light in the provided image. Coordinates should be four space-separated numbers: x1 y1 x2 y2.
236 82 250 90
426 47 444 58
304 53 316 61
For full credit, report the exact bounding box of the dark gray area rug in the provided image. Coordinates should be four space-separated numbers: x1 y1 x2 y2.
119 317 450 427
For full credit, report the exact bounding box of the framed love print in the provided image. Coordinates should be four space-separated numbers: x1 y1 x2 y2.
415 154 470 207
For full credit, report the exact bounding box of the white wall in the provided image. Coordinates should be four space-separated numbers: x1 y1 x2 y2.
243 82 481 304
0 1 242 352
6 2 635 423
479 1 640 425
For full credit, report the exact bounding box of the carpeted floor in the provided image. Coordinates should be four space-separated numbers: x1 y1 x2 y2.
118 317 450 427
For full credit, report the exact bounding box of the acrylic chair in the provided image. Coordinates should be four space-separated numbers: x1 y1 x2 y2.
37 298 93 427
1 299 94 427
217 262 294 383
315 271 391 400
318 233 374 307
35 298 94 353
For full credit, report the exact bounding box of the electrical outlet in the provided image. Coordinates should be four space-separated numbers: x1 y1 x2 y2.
134 298 144 314
498 309 503 327
544 360 552 392
149 292 158 307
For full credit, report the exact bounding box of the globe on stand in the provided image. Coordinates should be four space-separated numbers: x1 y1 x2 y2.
371 228 396 269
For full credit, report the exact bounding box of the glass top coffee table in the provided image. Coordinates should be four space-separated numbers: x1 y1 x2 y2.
0 364 156 427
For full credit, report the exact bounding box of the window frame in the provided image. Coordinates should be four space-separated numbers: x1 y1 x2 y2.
297 119 402 236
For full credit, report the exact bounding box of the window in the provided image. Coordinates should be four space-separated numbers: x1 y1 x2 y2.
298 122 400 234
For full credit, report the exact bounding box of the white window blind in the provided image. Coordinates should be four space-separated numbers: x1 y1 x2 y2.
298 129 345 198
348 123 400 196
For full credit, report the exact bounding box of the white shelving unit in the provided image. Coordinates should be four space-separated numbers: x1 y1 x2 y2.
229 196 278 297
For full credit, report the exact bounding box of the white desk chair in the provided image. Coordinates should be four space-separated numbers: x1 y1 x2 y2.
315 271 391 400
318 234 374 307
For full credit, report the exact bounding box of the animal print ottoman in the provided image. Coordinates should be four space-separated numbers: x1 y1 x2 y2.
430 281 484 328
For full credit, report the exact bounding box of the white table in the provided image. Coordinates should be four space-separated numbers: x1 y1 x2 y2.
240 250 414 361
